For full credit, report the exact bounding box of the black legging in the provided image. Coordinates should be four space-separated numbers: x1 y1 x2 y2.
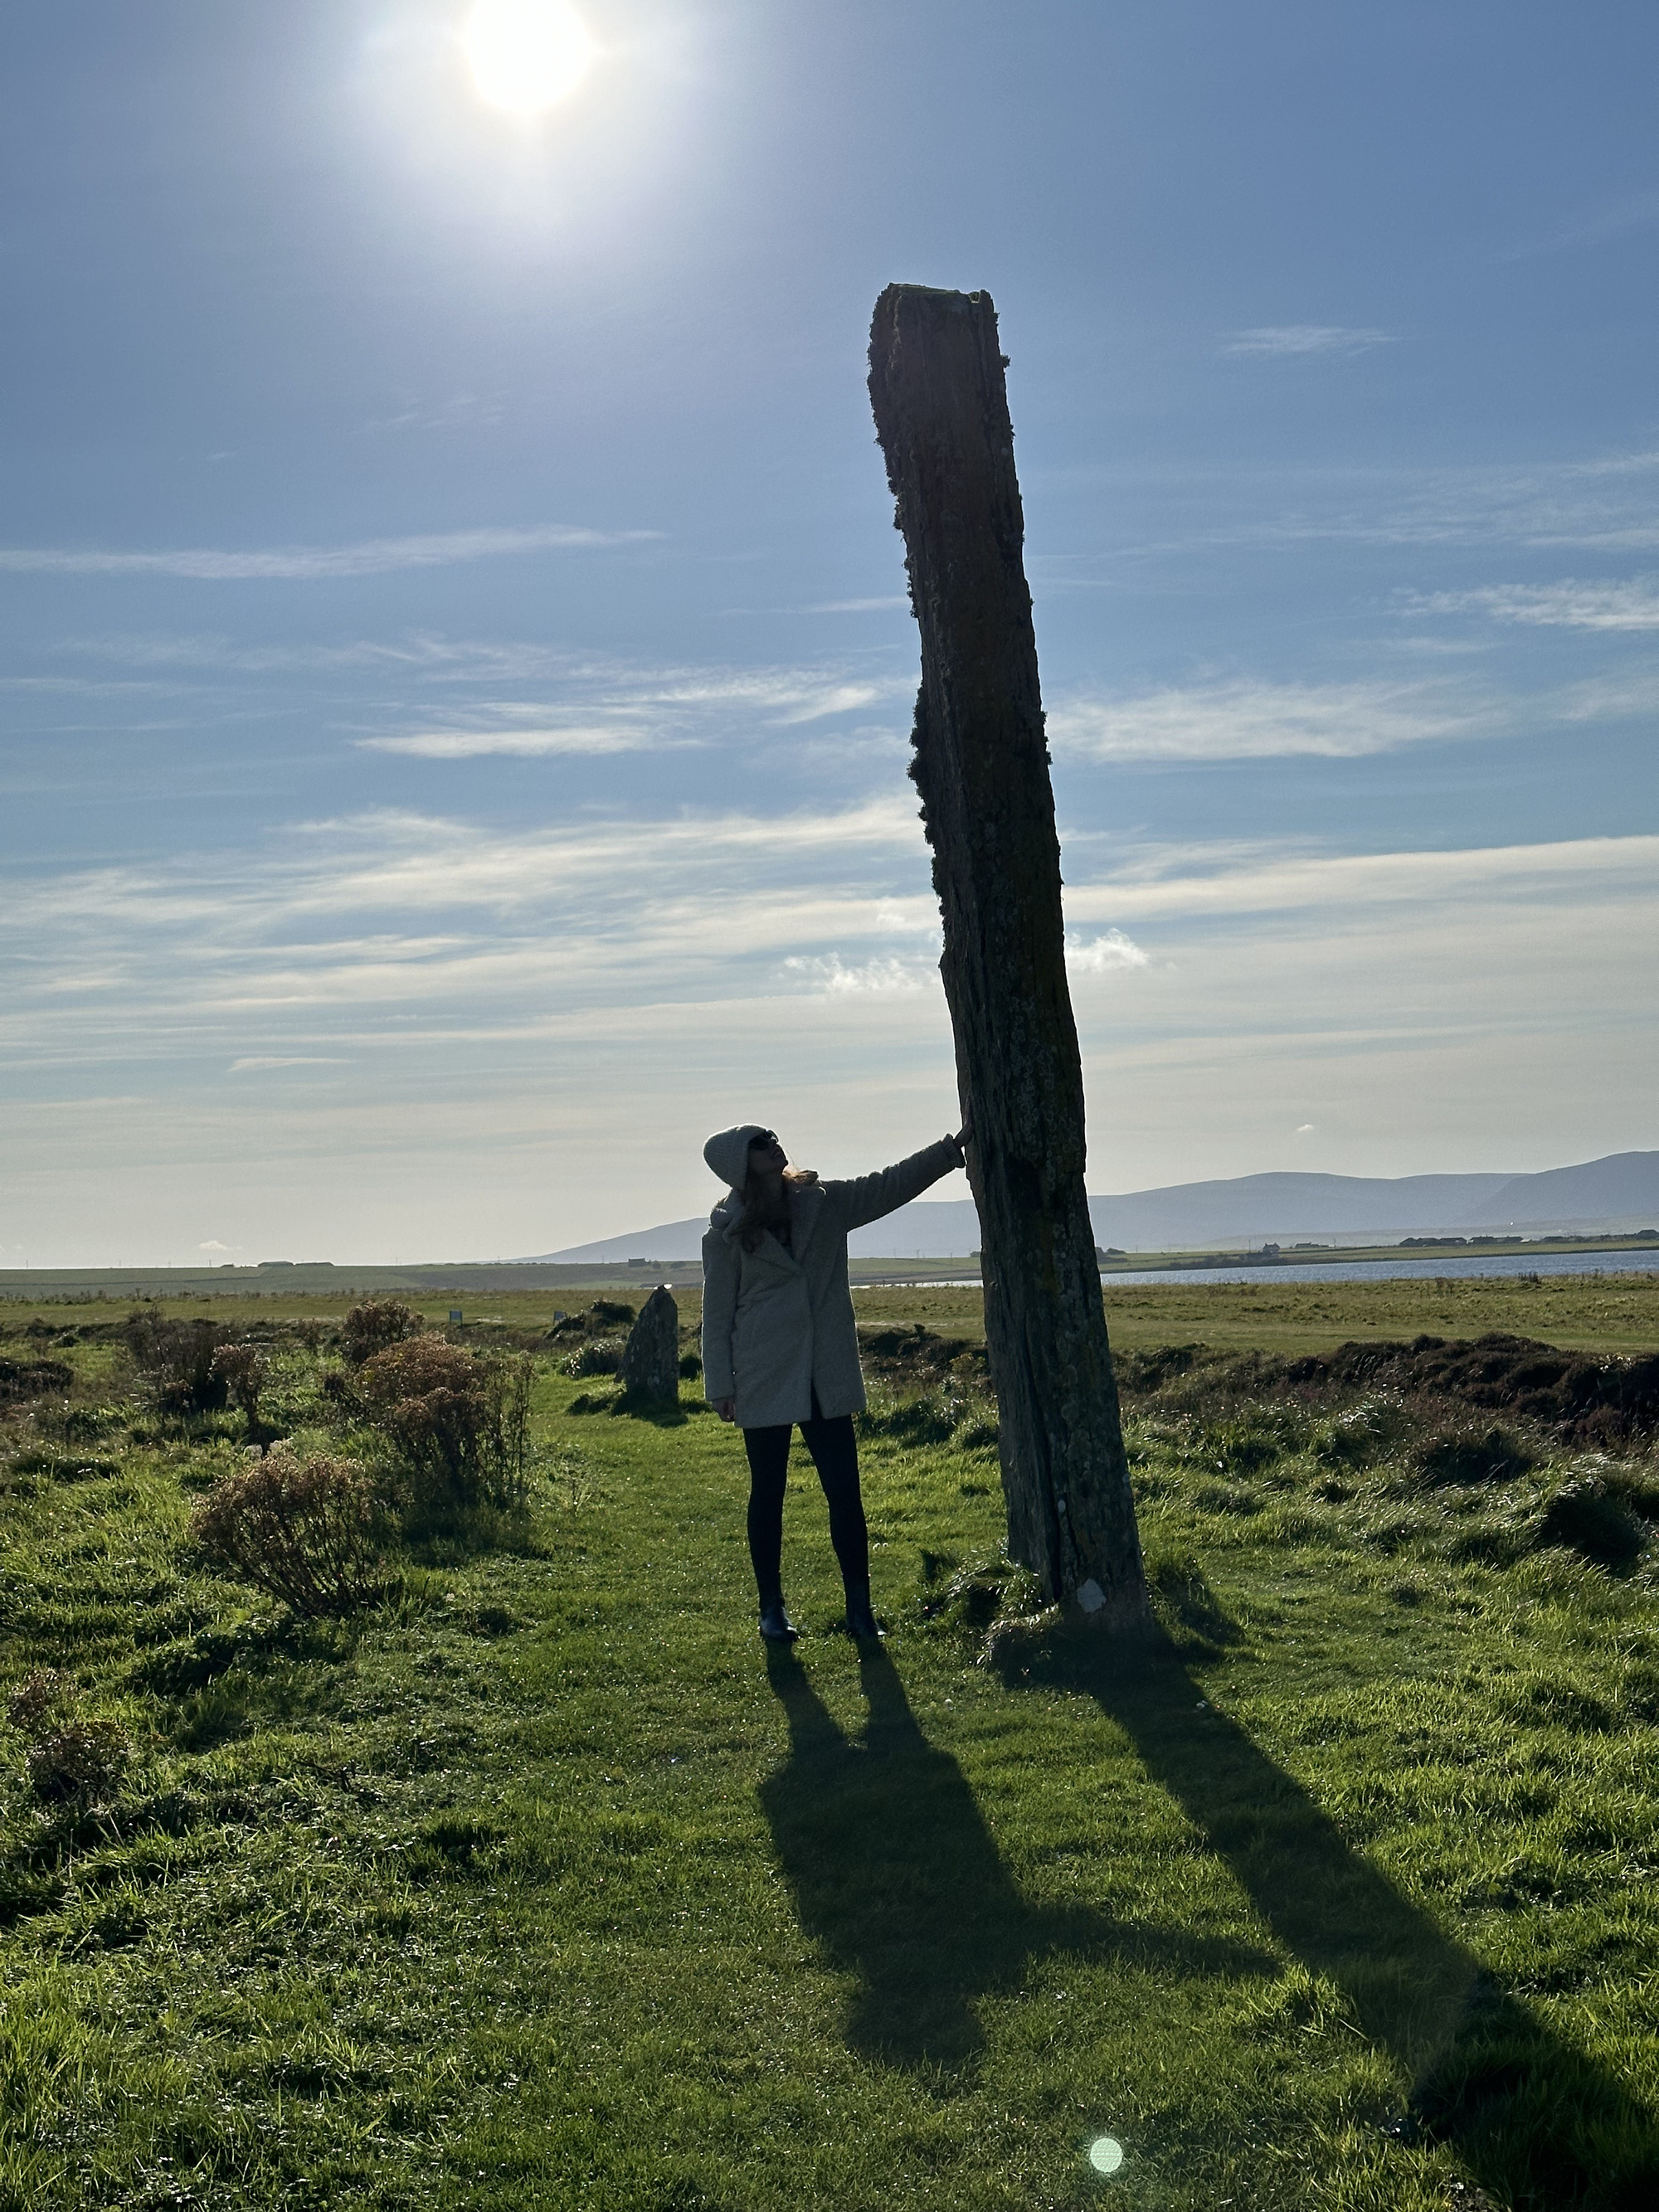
742 1392 868 1602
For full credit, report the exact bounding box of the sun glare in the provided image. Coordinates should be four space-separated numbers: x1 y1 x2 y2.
462 0 596 114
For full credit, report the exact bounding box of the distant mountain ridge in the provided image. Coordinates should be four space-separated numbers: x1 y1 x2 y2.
525 1149 1659 1262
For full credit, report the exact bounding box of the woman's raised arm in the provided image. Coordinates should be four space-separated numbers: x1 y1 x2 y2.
825 1133 967 1234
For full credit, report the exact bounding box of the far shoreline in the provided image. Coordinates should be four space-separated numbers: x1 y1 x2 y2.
5 1228 1659 1300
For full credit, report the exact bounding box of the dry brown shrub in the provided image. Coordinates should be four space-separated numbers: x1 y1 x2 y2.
562 1338 623 1378
7 1670 132 1807
359 1338 531 1521
210 1342 268 1433
125 1311 231 1412
7 1668 66 1734
190 1442 389 1616
27 1719 132 1807
342 1299 424 1368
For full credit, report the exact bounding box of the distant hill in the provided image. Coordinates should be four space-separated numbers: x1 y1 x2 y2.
1475 1153 1659 1227
525 1150 1659 1262
1088 1171 1514 1250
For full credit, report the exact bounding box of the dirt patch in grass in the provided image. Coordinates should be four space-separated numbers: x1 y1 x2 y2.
856 1323 987 1385
0 1356 75 1403
1120 1330 1659 1449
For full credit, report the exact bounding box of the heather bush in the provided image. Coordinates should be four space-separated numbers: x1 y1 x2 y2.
6 1668 66 1735
341 1298 424 1368
7 1669 132 1808
210 1340 269 1437
358 1338 533 1523
27 1718 133 1807
190 1442 389 1616
562 1337 624 1378
125 1310 230 1413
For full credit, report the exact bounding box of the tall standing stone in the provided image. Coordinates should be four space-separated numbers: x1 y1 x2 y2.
621 1286 680 1405
868 283 1148 1630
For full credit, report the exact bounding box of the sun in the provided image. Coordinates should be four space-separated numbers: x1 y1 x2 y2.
461 0 597 114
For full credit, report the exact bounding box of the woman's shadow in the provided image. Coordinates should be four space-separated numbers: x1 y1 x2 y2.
758 1642 1273 2071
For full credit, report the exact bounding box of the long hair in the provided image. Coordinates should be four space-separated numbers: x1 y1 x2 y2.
737 1164 818 1253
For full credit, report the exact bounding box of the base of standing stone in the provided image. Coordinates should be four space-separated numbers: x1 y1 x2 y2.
1073 1578 1155 1636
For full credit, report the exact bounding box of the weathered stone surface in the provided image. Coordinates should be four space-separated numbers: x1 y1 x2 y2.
621 1286 680 1403
868 282 1148 1630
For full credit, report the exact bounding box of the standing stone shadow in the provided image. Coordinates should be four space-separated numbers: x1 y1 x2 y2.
758 1643 1274 2072
994 1627 1657 2210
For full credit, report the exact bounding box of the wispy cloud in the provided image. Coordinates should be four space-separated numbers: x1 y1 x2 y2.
44 634 917 766
66 631 910 710
229 1056 348 1072
1223 325 1397 357
718 595 911 618
873 899 936 933
344 663 910 757
65 630 594 679
1558 671 1659 723
29 808 1653 1077
0 673 174 694
0 796 948 1111
356 725 671 759
1049 678 1476 761
368 392 505 434
1313 455 1659 553
1406 577 1659 631
0 523 654 581
5 798 927 945
1066 930 1150 974
1062 832 1659 927
8 819 1658 1258
1506 189 1659 261
779 953 930 994
803 596 910 615
630 669 910 724
1039 447 1659 562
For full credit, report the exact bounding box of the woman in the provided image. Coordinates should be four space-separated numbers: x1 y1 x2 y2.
700 1120 971 1642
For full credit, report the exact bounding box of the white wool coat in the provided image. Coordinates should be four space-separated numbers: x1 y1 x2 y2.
701 1139 963 1428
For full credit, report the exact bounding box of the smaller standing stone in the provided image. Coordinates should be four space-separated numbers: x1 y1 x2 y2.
621 1286 679 1403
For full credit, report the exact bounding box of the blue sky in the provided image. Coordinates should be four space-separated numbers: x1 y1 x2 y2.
4 0 1658 1264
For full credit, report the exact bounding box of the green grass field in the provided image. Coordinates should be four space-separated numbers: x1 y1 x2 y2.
11 1263 1657 1351
2 1284 1656 2210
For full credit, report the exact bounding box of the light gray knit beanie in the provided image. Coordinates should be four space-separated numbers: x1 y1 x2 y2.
703 1124 767 1192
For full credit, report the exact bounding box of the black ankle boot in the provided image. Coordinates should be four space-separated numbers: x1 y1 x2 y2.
758 1596 798 1642
844 1583 883 1640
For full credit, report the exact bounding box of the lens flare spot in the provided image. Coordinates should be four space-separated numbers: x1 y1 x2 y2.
1088 2136 1126 2176
462 0 596 114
